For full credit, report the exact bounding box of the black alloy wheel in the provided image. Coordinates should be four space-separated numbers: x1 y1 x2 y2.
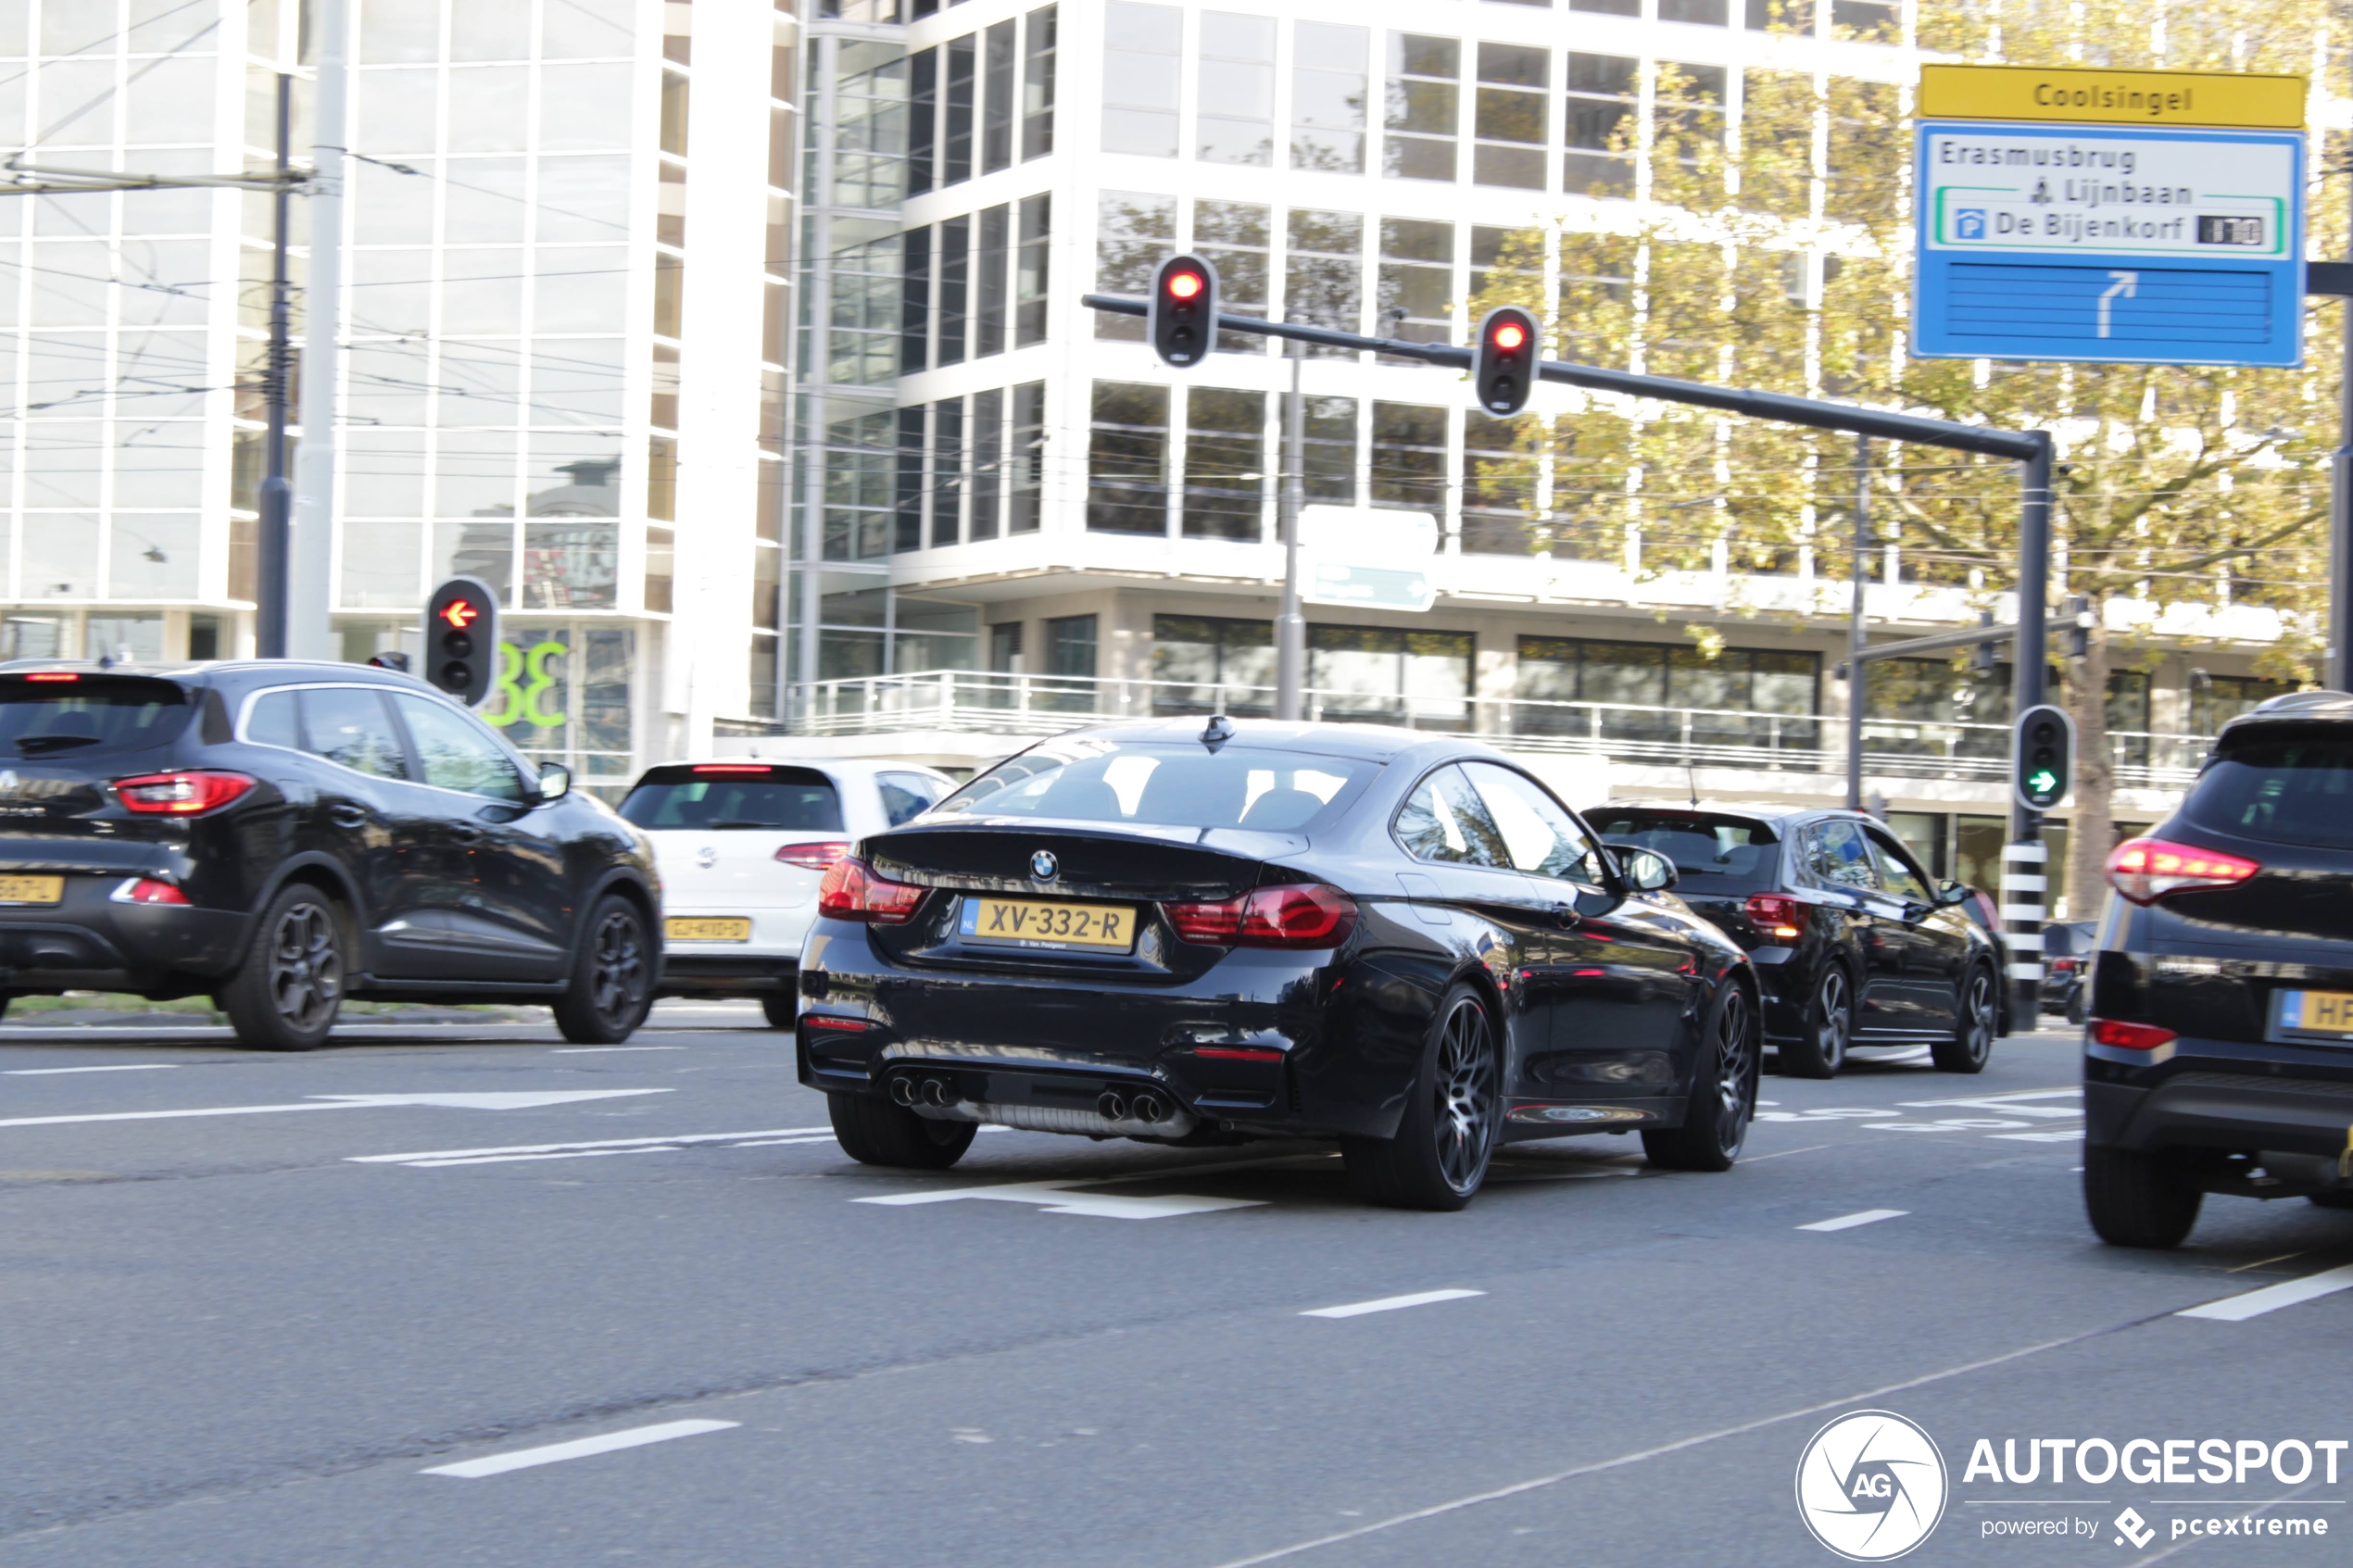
1780 964 1852 1079
220 884 346 1051
2083 1145 2202 1248
761 994 798 1029
552 896 655 1044
1643 981 1758 1172
1932 962 1998 1073
827 1091 977 1170
1342 984 1499 1211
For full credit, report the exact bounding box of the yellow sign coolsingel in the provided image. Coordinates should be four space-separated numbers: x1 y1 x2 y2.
1919 63 2305 131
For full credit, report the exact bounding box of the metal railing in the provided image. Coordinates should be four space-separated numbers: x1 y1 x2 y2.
769 671 2209 788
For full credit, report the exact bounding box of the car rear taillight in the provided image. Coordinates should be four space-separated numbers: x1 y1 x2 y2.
110 877 189 906
2106 836 2259 905
815 856 925 923
2088 1018 2176 1051
1164 884 1357 949
111 771 257 815
1743 893 1805 941
774 840 849 872
2048 956 2081 974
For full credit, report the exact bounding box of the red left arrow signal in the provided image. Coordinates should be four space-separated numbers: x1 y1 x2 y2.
439 600 480 630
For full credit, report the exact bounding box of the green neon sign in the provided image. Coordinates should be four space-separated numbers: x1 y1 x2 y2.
481 638 570 730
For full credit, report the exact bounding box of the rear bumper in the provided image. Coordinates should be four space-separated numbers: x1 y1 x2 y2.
2088 1056 2353 1159
0 879 249 993
658 954 796 996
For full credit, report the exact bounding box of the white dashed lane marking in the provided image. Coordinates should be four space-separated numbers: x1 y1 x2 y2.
1301 1288 1486 1319
421 1420 738 1478
858 1180 1265 1220
4 1063 179 1075
349 1126 836 1168
1796 1209 1909 1233
2176 1263 2353 1322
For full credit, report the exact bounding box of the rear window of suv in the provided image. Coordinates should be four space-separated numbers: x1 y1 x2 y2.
1586 809 1781 893
619 766 844 832
935 740 1373 833
2183 727 2353 849
0 675 193 757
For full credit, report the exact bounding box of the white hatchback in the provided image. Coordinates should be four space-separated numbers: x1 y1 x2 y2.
619 759 956 1026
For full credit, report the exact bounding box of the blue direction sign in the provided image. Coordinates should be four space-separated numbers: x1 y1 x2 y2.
1914 121 2305 368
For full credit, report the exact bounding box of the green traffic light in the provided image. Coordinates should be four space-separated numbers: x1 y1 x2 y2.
2027 769 2057 796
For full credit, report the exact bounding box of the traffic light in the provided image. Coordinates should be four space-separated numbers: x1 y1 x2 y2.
423 576 499 708
1473 306 1541 416
2013 703 2074 811
1149 254 1218 368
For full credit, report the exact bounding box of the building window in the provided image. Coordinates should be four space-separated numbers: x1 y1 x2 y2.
1197 10 1276 166
1311 626 1474 729
1472 42 1547 190
1378 217 1452 349
989 621 1024 672
647 435 676 521
1574 0 1638 12
1088 382 1170 533
1384 33 1459 182
944 33 975 184
2191 673 2292 736
661 69 689 156
908 46 937 194
1285 207 1362 351
1832 0 1897 43
1661 0 1730 22
1303 395 1359 504
975 203 1010 356
1096 191 1175 341
1749 0 1816 30
1183 387 1265 541
972 387 1003 541
900 227 931 373
827 234 901 385
1565 53 1637 195
1102 1 1181 158
1518 637 1820 745
1826 80 1898 223
895 407 925 553
1023 6 1057 158
1015 194 1051 346
1010 382 1045 533
823 411 899 562
1371 401 1447 515
983 19 1016 172
1152 613 1273 714
1046 614 1098 680
1657 62 1729 172
932 397 965 546
1471 223 1542 303
834 44 908 208
1461 414 1540 554
1194 198 1269 348
938 214 970 365
1290 21 1367 173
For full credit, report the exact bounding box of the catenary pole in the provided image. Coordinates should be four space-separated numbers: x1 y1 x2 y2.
1276 339 1305 721
256 75 295 659
287 0 349 662
1846 433 1869 811
2333 148 2353 689
2002 433 2057 1022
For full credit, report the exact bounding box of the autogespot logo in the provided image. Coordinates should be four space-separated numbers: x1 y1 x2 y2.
1796 1410 1950 1562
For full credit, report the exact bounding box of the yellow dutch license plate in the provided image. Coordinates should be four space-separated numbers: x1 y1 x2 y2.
667 917 752 942
960 896 1135 950
0 875 63 906
2280 989 2353 1037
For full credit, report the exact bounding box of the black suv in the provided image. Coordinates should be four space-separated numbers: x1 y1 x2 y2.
2083 691 2353 1246
0 661 661 1049
1588 804 2003 1078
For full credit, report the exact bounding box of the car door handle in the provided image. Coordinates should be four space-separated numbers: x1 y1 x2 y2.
1549 902 1581 928
449 825 484 846
328 805 368 829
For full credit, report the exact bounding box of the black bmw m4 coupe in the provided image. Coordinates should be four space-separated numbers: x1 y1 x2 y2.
795 717 1760 1210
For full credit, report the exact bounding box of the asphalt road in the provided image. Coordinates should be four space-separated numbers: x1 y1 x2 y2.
1 1009 2347 1567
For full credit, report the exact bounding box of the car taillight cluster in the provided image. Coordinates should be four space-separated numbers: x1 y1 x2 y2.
774 840 850 872
111 771 256 816
2047 956 2082 974
816 856 926 923
1743 892 1806 941
2088 1018 2175 1051
1163 884 1357 949
112 877 189 906
2105 836 2259 905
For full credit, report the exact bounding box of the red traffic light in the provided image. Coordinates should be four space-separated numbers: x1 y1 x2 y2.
1491 321 1527 352
1166 270 1204 300
439 599 481 630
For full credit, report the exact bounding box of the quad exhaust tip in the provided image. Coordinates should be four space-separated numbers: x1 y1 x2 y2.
887 1076 916 1106
1098 1090 1128 1121
922 1077 951 1106
1130 1092 1164 1123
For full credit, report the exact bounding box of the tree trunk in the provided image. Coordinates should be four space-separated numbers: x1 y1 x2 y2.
2065 613 2114 925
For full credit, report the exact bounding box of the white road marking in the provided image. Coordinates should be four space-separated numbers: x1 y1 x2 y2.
856 1179 1265 1220
1301 1288 1485 1319
1797 1209 1908 1232
0 1088 671 1129
1899 1088 2082 1116
550 1046 688 1054
420 1419 738 1478
1988 1129 2085 1143
348 1126 833 1165
4 1063 179 1075
2176 1264 2353 1322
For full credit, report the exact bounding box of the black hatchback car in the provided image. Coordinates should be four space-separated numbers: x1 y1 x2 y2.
795 719 1760 1210
1585 804 2002 1078
0 661 661 1050
2083 690 2353 1247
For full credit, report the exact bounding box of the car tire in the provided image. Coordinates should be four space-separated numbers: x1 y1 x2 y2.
1779 964 1853 1079
1341 983 1500 1211
1642 981 1759 1173
2083 1145 2202 1248
761 994 798 1030
827 1091 976 1170
218 883 346 1052
2308 1191 2353 1210
2066 987 2088 1026
550 895 655 1045
1932 962 1998 1074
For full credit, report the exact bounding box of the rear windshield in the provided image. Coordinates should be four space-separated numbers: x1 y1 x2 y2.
0 677 193 757
619 768 843 832
1586 809 1781 892
2183 728 2353 850
934 739 1373 833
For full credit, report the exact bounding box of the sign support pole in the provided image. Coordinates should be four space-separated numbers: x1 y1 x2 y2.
2001 433 2056 1022
1276 339 1305 722
2333 148 2353 690
1846 433 1869 811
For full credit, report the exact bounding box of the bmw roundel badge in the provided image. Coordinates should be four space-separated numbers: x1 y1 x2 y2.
1030 849 1058 882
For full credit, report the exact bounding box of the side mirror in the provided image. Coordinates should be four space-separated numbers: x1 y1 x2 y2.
1935 879 1971 908
1620 847 1678 893
535 761 572 802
